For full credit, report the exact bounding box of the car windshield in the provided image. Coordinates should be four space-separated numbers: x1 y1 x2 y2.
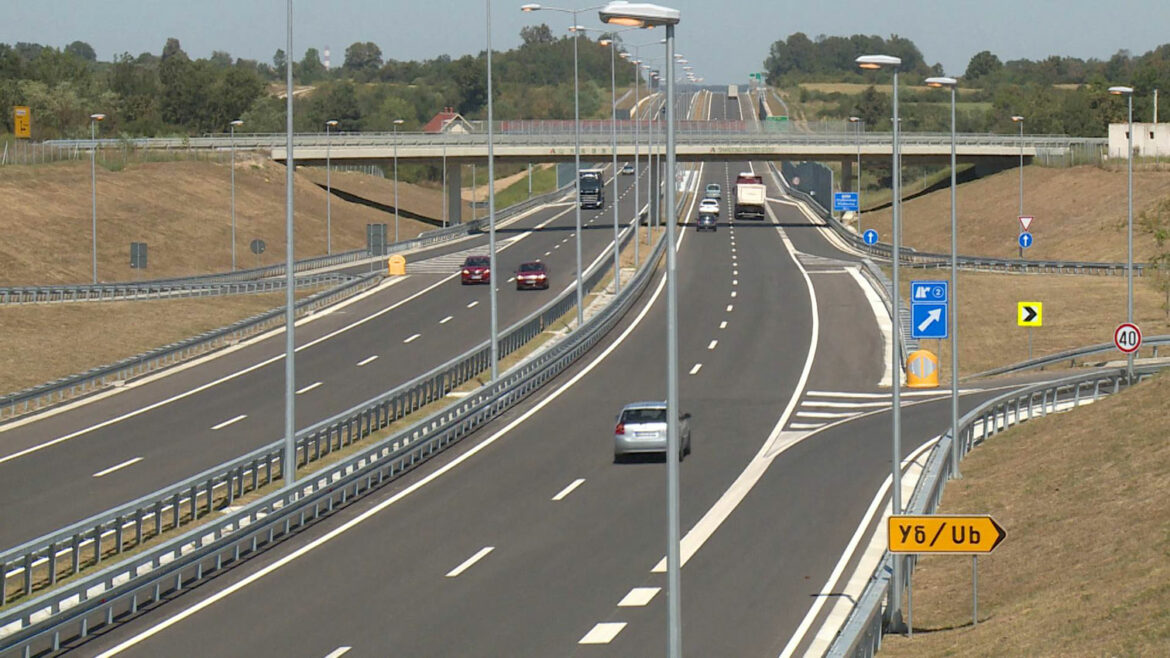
621 407 667 424
464 257 489 267
707 185 719 191
519 262 544 272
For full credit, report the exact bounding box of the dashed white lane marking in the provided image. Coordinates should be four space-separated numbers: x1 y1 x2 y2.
92 457 143 478
467 301 479 309
733 269 738 276
445 546 494 578
440 316 453 325
323 648 351 658
707 340 718 350
796 410 858 419
731 291 737 298
579 622 627 645
618 587 661 607
689 363 702 375
403 334 421 344
719 321 728 329
726 304 734 312
211 414 247 431
507 276 515 282
802 400 890 409
296 382 322 395
357 355 379 366
554 244 561 249
732 247 737 253
551 478 586 501
733 279 738 286
545 251 551 256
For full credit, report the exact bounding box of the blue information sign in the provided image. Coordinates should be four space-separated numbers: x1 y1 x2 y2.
863 229 879 245
1018 232 1034 249
911 302 949 339
911 280 949 303
833 192 859 212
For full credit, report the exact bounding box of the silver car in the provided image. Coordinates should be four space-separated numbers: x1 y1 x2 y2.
613 401 692 462
705 183 721 199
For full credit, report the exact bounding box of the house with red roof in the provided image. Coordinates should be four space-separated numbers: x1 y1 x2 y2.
422 107 473 134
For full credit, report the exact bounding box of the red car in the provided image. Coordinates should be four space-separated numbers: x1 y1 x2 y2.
515 260 550 290
461 255 491 285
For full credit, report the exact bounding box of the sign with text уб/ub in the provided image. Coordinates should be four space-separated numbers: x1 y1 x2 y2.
833 192 859 212
889 515 1006 554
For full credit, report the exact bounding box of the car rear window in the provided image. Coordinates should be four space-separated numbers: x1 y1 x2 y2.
464 256 490 266
621 407 666 423
519 262 545 272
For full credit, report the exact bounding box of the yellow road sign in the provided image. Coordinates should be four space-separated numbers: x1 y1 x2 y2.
889 515 1006 554
13 106 31 139
1017 301 1042 327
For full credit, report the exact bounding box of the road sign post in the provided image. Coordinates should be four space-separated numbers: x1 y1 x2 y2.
1114 322 1142 354
1018 302 1042 360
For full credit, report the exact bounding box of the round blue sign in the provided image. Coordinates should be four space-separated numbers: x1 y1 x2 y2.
1018 232 1033 249
863 229 879 245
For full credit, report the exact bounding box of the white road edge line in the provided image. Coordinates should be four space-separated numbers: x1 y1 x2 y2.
323 648 352 658
92 201 691 656
551 478 586 501
296 382 322 395
210 414 246 431
356 355 378 367
92 457 144 479
445 546 495 578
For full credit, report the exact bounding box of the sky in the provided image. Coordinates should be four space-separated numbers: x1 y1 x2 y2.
4 1 1170 84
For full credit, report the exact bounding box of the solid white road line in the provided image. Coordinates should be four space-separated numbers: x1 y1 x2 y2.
467 300 479 308
403 334 421 344
445 546 494 578
356 355 379 367
617 587 660 607
689 363 702 375
323 648 351 658
802 400 888 409
296 382 323 395
796 410 858 419
579 622 627 645
211 415 247 431
707 340 718 350
92 457 143 478
551 478 586 501
719 321 727 329
440 316 453 324
846 266 896 388
787 422 824 430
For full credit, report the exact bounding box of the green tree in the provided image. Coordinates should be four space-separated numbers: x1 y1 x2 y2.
853 85 889 128
520 24 555 47
297 48 326 83
64 40 96 62
344 41 383 78
273 48 287 74
964 50 1002 81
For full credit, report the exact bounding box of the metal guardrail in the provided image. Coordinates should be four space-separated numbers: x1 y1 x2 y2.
0 272 379 422
826 364 1161 657
765 161 1151 277
0 191 667 655
965 335 1170 379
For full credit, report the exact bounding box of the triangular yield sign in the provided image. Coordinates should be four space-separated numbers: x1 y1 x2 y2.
1019 215 1033 231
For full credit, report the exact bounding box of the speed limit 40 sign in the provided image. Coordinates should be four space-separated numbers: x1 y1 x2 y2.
1115 323 1142 353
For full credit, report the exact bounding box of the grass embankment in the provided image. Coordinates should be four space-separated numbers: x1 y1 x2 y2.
892 271 1170 382
489 164 559 209
883 370 1170 656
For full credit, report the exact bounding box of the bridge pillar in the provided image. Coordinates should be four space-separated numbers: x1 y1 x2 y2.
445 161 462 225
841 159 855 192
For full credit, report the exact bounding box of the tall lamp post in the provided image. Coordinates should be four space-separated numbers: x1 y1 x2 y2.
1011 114 1025 258
1109 85 1135 381
325 119 338 255
596 27 638 293
848 116 862 233
282 0 297 489
89 112 106 284
601 5 680 656
925 77 961 478
857 53 905 631
522 3 606 328
229 119 244 271
392 118 404 243
620 50 641 265
486 0 500 381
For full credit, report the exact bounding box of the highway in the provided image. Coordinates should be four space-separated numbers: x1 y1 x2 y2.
61 90 996 657
0 96 681 551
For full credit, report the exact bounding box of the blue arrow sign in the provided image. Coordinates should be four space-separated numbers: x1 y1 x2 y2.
911 280 949 303
863 229 879 245
833 192 859 212
1018 232 1034 249
911 302 949 339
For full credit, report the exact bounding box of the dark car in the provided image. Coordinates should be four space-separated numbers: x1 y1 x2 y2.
461 255 491 285
515 260 550 290
696 212 717 232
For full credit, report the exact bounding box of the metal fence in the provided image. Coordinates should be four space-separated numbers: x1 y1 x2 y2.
0 200 666 655
0 270 352 305
826 364 1161 657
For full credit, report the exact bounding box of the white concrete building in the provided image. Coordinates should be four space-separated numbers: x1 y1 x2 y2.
1108 122 1170 158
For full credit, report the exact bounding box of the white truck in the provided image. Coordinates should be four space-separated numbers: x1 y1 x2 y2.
728 84 739 100
733 172 766 220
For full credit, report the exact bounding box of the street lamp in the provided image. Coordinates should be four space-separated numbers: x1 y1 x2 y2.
89 112 105 284
620 51 642 265
487 0 500 381
857 52 905 632
848 116 862 234
522 2 606 328
282 0 297 489
925 76 961 479
229 119 244 271
1011 114 1025 258
325 119 338 255
600 4 681 657
596 26 640 294
1110 85 1135 382
393 118 404 243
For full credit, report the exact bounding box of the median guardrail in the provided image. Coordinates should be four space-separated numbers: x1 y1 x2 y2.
0 185 668 655
965 335 1170 379
826 363 1164 657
